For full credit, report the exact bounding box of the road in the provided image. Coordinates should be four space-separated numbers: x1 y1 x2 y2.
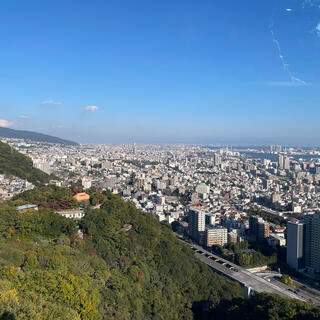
271 277 320 305
177 237 305 301
254 272 320 304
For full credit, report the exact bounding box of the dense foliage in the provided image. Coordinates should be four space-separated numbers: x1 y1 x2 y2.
214 241 277 268
0 127 78 145
12 185 77 210
0 204 77 240
0 239 103 320
12 185 106 209
0 141 51 185
235 250 277 268
0 190 243 319
1 188 319 319
208 293 320 320
282 274 294 286
79 193 243 319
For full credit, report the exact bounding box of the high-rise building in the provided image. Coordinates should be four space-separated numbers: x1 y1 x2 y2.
278 155 284 169
206 226 228 247
287 214 320 277
214 153 221 167
249 216 270 241
283 157 290 170
286 221 305 270
304 214 320 275
133 142 137 155
188 208 205 245
205 214 216 226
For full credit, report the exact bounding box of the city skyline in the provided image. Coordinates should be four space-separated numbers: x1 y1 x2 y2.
1 0 320 144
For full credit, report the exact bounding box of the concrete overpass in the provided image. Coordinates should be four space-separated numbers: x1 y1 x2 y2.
178 238 305 301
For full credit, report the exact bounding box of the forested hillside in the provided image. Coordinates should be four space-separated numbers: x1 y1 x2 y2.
0 141 51 185
209 293 320 320
0 187 319 319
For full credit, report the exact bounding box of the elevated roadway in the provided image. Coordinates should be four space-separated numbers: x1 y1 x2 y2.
178 238 304 301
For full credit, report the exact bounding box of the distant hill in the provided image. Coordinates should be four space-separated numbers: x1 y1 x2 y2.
0 140 51 185
0 127 78 146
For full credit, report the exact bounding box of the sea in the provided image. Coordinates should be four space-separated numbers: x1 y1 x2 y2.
242 152 320 162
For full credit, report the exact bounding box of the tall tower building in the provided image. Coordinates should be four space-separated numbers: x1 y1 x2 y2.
249 216 270 241
133 142 137 155
278 155 284 169
286 221 305 270
284 157 290 170
287 214 320 277
304 214 320 274
188 208 206 245
214 153 221 167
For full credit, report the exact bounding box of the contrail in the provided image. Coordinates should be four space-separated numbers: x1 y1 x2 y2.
270 24 307 85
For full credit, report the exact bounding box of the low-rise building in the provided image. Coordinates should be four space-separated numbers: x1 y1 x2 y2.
56 209 85 219
17 204 39 212
73 192 90 202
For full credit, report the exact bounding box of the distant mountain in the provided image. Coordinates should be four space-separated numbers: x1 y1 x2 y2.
0 127 78 146
0 140 51 185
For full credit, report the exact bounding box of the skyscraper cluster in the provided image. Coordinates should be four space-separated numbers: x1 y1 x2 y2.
287 214 320 278
278 155 290 170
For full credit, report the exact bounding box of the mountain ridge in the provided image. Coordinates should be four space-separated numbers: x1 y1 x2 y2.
0 127 78 146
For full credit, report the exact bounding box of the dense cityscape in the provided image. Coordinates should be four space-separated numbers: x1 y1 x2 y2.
2 137 320 306
1 0 320 318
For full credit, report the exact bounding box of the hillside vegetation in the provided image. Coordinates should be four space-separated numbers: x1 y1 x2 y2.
0 187 243 319
0 141 51 185
0 186 319 319
209 293 320 319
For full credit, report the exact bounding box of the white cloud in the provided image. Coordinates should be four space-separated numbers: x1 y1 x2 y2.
316 22 320 37
20 115 32 119
41 99 63 105
0 119 13 127
85 105 98 112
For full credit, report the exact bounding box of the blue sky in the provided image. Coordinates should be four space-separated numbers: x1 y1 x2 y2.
0 0 320 145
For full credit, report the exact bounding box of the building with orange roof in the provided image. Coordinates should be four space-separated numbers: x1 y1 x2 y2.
73 192 90 202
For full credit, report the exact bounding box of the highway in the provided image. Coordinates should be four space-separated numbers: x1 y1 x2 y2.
254 273 320 304
177 237 305 301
